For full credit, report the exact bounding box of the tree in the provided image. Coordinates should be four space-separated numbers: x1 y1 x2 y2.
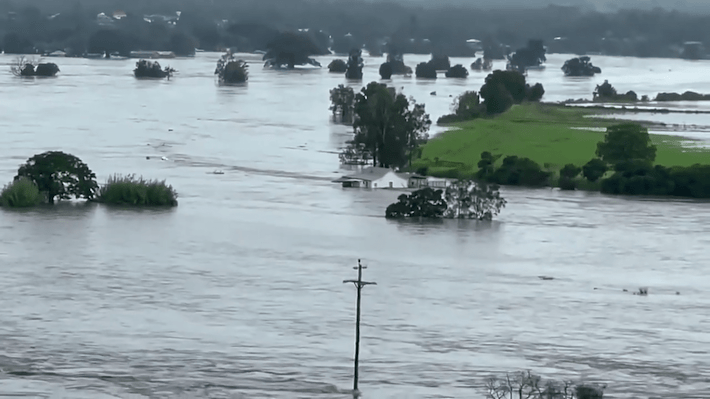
263 31 324 69
438 91 483 124
415 61 437 78
480 70 526 114
15 151 98 204
476 151 501 179
526 83 545 101
445 64 468 78
385 187 447 218
559 163 582 190
596 123 657 165
444 180 506 220
582 158 608 182
485 371 605 399
330 84 356 124
134 60 175 79
328 59 347 73
593 80 617 100
508 39 546 71
561 56 602 76
379 62 393 79
215 51 248 84
429 54 450 71
345 49 364 80
353 82 430 168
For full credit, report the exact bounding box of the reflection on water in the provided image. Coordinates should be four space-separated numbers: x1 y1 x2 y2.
1 53 710 398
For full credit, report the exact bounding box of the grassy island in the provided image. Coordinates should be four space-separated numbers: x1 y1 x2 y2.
414 103 710 179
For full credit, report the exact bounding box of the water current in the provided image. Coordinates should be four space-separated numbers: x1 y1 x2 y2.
1 53 709 398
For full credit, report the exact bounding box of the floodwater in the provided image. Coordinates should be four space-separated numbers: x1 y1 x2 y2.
1 52 710 398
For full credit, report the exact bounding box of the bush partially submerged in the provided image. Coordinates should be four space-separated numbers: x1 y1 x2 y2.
485 371 605 399
97 174 178 206
134 60 175 79
215 52 248 83
0 177 43 208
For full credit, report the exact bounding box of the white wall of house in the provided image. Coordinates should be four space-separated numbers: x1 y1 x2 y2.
371 171 410 189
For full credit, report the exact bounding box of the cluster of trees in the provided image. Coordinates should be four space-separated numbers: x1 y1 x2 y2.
3 1 708 60
385 180 506 221
484 371 604 399
133 60 175 78
561 56 602 77
331 82 431 169
9 57 59 77
593 80 639 102
0 151 177 208
438 70 545 124
507 39 546 72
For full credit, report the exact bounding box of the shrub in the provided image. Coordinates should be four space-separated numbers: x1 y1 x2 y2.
0 177 43 208
97 174 178 206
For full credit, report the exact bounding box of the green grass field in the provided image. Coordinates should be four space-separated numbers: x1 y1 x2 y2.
415 103 710 176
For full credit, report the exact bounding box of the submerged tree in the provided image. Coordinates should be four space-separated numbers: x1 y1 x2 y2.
384 51 412 75
345 48 364 80
385 180 506 220
445 64 468 78
415 61 437 78
14 151 98 204
508 39 546 72
561 56 602 76
330 84 356 123
485 371 605 399
215 51 248 83
328 59 347 73
262 31 324 69
385 187 447 218
10 57 59 77
444 180 506 220
134 60 175 79
379 62 393 79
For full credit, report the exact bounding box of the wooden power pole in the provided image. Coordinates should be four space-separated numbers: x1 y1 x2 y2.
343 259 376 396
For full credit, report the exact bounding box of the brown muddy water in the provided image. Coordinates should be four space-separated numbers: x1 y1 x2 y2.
0 52 709 398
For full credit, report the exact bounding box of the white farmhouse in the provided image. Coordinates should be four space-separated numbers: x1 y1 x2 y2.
333 167 411 189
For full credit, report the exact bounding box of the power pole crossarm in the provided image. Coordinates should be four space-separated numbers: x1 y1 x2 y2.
342 259 376 397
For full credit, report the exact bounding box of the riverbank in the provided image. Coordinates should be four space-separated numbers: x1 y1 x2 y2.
414 103 710 181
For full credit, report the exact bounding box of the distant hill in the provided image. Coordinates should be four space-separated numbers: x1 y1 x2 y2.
401 0 710 13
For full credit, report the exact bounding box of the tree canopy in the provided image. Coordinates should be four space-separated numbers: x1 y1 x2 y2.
596 123 657 166
351 82 430 168
15 151 98 203
262 31 324 69
385 180 506 220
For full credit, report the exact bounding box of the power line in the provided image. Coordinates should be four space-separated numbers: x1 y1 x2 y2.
343 259 376 397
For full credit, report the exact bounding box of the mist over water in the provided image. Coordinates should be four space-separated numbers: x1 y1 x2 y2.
1 53 710 398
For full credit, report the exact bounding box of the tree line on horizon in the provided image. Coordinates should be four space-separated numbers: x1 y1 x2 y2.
1 1 710 59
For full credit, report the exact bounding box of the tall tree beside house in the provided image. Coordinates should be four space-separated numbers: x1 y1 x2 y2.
352 82 430 168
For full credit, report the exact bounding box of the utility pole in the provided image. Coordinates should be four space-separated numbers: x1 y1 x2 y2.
343 259 376 396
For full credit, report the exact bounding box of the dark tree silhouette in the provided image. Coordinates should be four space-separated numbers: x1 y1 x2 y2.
445 64 468 78
561 56 602 76
263 31 324 69
15 151 98 203
415 62 437 79
328 59 347 73
596 123 657 165
215 52 248 83
345 49 364 80
134 60 175 79
379 62 393 79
